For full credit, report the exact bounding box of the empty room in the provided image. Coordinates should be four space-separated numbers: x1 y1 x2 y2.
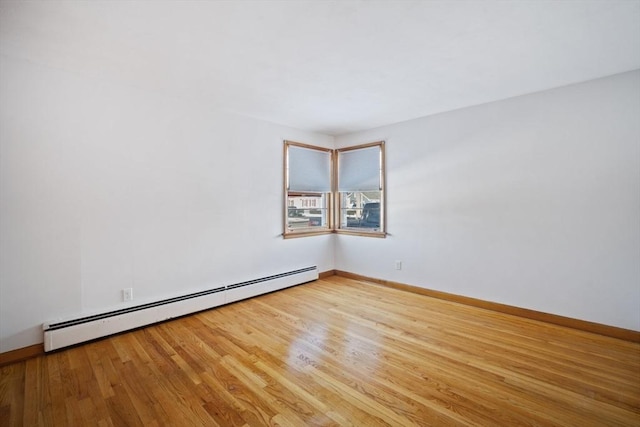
1 1 639 426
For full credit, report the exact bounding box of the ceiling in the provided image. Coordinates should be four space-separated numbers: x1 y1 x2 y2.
1 0 639 135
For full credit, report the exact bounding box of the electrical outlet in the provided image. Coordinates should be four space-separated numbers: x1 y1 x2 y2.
395 260 402 270
123 288 133 302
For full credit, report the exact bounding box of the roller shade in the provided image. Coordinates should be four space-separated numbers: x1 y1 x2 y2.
338 145 381 191
287 145 331 192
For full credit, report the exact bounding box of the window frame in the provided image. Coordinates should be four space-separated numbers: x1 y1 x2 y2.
283 141 334 239
283 140 386 239
334 141 386 238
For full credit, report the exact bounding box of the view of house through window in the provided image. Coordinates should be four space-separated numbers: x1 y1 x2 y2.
287 193 328 229
283 140 384 238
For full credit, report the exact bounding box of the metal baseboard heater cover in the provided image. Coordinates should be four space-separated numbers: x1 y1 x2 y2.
43 266 318 352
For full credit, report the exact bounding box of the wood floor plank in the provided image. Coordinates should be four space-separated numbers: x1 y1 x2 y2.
45 353 68 426
22 357 41 425
1 276 639 426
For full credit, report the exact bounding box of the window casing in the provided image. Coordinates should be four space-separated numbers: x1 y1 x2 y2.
283 140 385 238
284 142 332 237
336 142 385 237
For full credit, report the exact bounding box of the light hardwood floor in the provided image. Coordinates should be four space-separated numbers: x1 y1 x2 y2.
1 276 639 426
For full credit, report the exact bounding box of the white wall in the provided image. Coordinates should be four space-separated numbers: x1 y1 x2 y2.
0 55 335 352
335 70 640 331
2 55 637 354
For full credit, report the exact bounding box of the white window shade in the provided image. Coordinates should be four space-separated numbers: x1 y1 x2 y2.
288 145 331 192
338 146 381 191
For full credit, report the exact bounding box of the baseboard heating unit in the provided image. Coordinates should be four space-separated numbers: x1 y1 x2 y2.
43 266 318 352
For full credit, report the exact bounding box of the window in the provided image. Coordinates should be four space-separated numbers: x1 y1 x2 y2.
283 141 332 237
336 142 385 236
283 140 385 238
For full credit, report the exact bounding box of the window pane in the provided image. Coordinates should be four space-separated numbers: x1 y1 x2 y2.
338 146 381 191
287 194 329 230
288 145 332 192
340 191 381 231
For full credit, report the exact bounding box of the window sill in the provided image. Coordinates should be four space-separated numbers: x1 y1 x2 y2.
283 229 333 239
335 229 387 238
283 229 387 239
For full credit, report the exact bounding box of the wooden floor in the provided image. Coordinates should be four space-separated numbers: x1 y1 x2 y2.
1 276 639 426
